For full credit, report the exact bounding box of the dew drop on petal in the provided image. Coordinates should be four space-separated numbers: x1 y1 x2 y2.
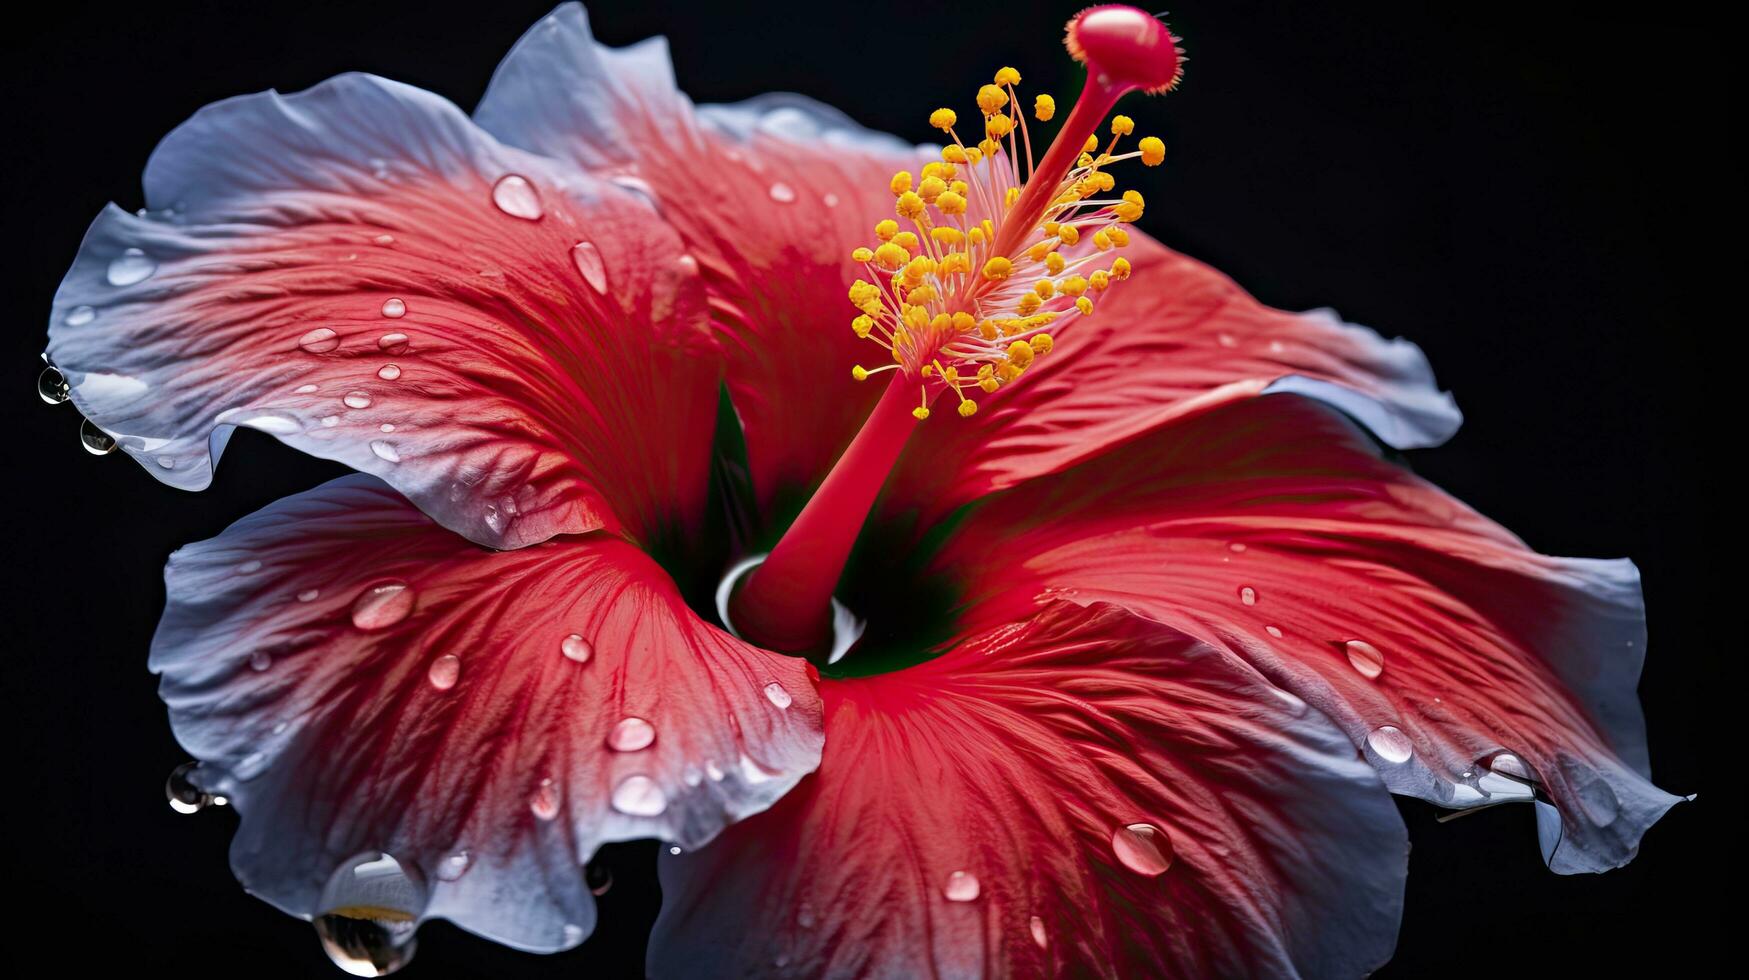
65 305 96 326
165 761 211 814
571 241 608 294
560 633 592 664
374 234 396 246
344 391 373 409
299 327 341 353
530 779 561 821
1265 625 1283 638
1029 916 1048 949
1366 725 1414 764
37 366 70 404
427 654 461 691
297 589 321 603
586 862 613 896
156 456 176 469
295 383 321 394
436 850 469 882
377 332 409 352
764 682 793 709
610 775 667 816
607 717 656 752
238 560 262 573
248 650 272 672
1239 586 1257 606
380 298 406 318
379 423 395 433
1111 822 1173 877
351 582 413 631
377 364 402 380
1228 542 1247 553
943 870 980 902
107 247 156 286
1488 752 1531 780
315 852 425 977
79 418 117 455
370 440 401 463
491 174 543 220
1344 640 1385 679
322 416 340 428
768 181 797 203
822 192 840 208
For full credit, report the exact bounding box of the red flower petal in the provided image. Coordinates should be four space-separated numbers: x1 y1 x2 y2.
933 394 1683 872
650 602 1407 977
151 475 822 951
49 73 716 550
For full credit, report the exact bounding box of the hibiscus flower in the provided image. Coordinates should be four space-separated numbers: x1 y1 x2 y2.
40 4 1683 976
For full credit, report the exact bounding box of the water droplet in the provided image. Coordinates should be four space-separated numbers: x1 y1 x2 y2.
79 418 116 455
37 366 69 404
571 241 608 294
610 774 667 816
374 234 396 246
943 870 980 902
1488 752 1531 780
1111 822 1174 876
1217 331 1238 348
1265 625 1283 638
669 845 682 856
344 391 373 409
797 903 816 928
377 332 409 352
297 589 321 602
165 761 211 814
1228 542 1247 553
560 633 592 663
322 416 341 427
296 383 321 394
106 247 156 286
65 305 96 326
370 440 401 463
238 560 262 573
1366 725 1414 764
315 852 425 977
299 327 341 353
436 850 469 881
491 174 543 220
822 192 840 208
351 582 413 630
1239 586 1257 606
379 423 395 433
764 682 793 709
427 654 461 691
768 181 797 203
248 650 272 672
607 717 656 752
586 861 613 896
381 298 406 318
676 254 700 276
530 779 561 820
1344 640 1385 679
1029 916 1048 949
156 456 176 469
377 364 402 380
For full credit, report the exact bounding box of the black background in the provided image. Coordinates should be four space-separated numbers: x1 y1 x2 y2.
2 1 1724 976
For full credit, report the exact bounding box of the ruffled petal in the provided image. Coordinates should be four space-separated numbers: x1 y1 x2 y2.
883 234 1461 520
151 475 822 951
475 3 934 516
932 394 1682 873
650 601 1406 978
49 72 716 550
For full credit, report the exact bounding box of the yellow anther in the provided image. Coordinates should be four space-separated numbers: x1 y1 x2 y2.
994 66 1021 86
1034 279 1055 298
941 365 959 384
893 231 920 253
922 161 954 182
1108 227 1131 247
1004 186 1020 209
936 190 968 215
907 285 937 304
1058 224 1081 246
968 226 987 246
979 377 1000 392
964 145 984 165
1139 136 1166 166
950 180 969 195
940 252 971 274
1113 189 1145 222
1027 241 1052 262
851 246 874 262
1083 135 1099 153
1034 94 1055 121
951 311 976 333
1017 293 1042 315
874 242 908 270
1030 333 1054 355
1043 221 1060 236
918 175 947 204
1090 269 1111 291
930 108 958 131
930 313 953 333
997 362 1021 382
943 145 969 164
958 399 978 417
978 319 998 340
1045 251 1066 275
852 315 874 338
982 256 1014 281
875 219 899 241
976 84 1008 114
904 305 929 330
1061 275 1089 296
1110 115 1135 136
896 191 926 220
849 279 881 306
1093 171 1116 192
890 171 913 195
979 138 1001 158
1112 256 1132 279
986 114 1014 139
1091 230 1111 251
931 226 964 246
913 406 931 420
1006 340 1035 368
1076 296 1094 315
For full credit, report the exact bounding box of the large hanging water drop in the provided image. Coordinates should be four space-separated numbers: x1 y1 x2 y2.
165 761 212 814
571 241 608 294
79 418 116 455
106 247 156 286
1110 822 1174 877
350 582 414 630
314 852 426 977
1343 639 1385 679
37 366 69 404
492 174 544 220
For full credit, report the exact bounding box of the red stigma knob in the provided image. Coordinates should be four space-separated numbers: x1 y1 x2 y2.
1065 5 1185 95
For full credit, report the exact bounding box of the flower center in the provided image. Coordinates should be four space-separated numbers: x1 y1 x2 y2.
845 4 1182 420
729 5 1181 655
